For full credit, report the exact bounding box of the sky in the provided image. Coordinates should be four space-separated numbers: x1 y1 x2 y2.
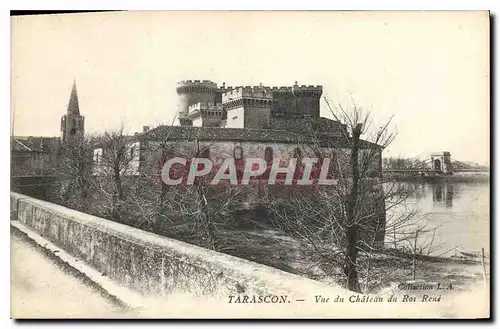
11 11 490 165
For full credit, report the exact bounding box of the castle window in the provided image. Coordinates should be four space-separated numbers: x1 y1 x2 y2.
234 146 243 160
264 147 273 163
130 145 135 159
70 128 76 135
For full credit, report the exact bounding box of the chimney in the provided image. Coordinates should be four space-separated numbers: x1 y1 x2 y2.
143 126 150 132
222 82 226 89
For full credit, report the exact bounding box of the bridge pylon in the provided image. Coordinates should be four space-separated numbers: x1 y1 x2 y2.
430 151 453 175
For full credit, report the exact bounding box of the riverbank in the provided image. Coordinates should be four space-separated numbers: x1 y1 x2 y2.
163 222 488 295
384 174 490 183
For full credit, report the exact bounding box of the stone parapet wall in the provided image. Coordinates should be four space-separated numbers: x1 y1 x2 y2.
10 192 344 299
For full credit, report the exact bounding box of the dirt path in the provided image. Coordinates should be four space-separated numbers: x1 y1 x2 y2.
10 233 128 318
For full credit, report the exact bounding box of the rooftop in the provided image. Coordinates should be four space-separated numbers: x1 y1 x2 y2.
11 136 61 153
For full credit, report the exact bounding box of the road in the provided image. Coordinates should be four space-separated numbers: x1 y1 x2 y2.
10 233 128 318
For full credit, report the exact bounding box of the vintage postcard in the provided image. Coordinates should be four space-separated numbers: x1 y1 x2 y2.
10 11 490 319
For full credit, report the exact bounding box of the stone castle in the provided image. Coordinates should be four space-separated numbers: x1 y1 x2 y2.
176 80 346 135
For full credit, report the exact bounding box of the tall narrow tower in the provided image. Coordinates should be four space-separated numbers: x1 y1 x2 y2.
61 81 85 144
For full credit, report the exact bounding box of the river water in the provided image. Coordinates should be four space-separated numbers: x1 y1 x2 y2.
386 181 490 257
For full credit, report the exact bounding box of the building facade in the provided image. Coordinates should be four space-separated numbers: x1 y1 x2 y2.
11 136 61 176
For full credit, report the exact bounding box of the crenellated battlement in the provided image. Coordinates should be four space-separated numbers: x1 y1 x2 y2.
222 86 273 102
292 85 323 96
176 80 218 94
176 80 322 93
188 102 223 114
221 84 323 103
177 80 218 87
217 85 234 92
271 85 323 93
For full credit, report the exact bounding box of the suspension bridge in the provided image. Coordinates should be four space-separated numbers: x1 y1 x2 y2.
382 152 489 176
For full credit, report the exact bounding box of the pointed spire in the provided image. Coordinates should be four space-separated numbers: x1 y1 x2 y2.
67 80 80 115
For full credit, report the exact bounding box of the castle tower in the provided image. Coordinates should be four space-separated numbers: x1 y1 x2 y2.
215 82 232 105
222 86 273 129
272 83 323 118
61 81 85 144
176 80 218 126
188 102 224 127
270 87 295 117
291 83 323 118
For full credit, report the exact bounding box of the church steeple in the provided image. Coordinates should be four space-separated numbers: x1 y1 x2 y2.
67 80 80 115
61 80 85 144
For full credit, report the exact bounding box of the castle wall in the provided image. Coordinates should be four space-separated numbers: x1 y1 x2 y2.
244 106 271 129
178 91 216 114
191 116 224 128
139 139 354 180
271 86 322 119
295 94 321 118
225 105 270 129
271 91 296 117
225 108 245 129
203 118 223 127
193 117 203 127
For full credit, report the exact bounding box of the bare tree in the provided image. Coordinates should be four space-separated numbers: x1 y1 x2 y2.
383 156 429 171
89 122 247 252
138 126 246 251
54 135 95 212
93 123 137 222
267 97 436 293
